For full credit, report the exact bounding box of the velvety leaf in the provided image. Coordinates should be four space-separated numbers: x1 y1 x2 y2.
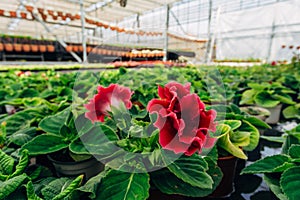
0 149 15 175
22 134 69 156
263 174 288 200
41 177 73 200
23 97 45 107
96 170 150 200
53 175 84 200
230 131 250 147
26 181 44 200
165 154 213 189
248 83 267 90
255 91 280 108
38 108 70 135
280 166 300 200
76 170 108 199
241 155 291 174
0 174 28 199
211 124 231 138
217 128 247 159
8 127 36 146
283 105 300 119
260 136 284 143
223 120 242 130
78 123 119 156
151 157 222 197
239 120 260 151
243 116 271 129
288 144 300 159
273 162 296 172
240 89 256 105
273 94 295 105
3 108 46 136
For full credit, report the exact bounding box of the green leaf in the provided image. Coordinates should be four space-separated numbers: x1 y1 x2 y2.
0 149 15 175
22 134 69 156
239 120 260 151
255 91 280 108
151 157 222 197
53 175 84 200
41 177 73 200
241 155 291 174
217 126 247 159
211 124 231 138
223 120 242 130
9 150 29 179
261 136 284 143
273 162 296 172
78 123 119 156
283 105 300 119
3 108 46 136
240 89 256 105
38 108 70 135
280 166 300 200
248 83 267 90
96 170 150 200
0 173 28 199
273 94 295 105
263 174 288 200
76 170 108 199
288 144 300 159
165 154 213 189
23 97 45 107
26 181 44 200
244 116 271 129
8 127 36 146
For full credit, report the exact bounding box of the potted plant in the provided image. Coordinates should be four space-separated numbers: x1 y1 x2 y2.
208 103 270 197
21 107 104 180
241 124 300 200
67 81 226 199
240 82 296 124
240 106 271 121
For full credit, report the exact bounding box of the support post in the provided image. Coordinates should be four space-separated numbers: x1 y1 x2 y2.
136 14 140 43
267 21 276 62
80 0 87 63
204 0 213 63
163 4 170 62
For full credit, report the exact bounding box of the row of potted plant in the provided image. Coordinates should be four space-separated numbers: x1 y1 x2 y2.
0 63 299 199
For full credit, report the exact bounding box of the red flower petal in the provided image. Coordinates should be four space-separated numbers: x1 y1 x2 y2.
84 84 133 123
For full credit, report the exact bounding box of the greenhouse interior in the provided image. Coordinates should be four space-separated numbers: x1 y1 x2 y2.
0 0 300 199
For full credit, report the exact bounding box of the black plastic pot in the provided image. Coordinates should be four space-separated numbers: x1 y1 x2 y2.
47 155 104 181
209 155 238 198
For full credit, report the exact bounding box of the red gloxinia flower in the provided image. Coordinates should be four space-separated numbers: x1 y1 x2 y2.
85 84 133 123
147 81 217 156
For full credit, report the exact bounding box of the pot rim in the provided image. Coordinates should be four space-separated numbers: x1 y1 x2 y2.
47 154 95 165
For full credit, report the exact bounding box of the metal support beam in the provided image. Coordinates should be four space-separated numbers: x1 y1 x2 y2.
18 0 82 62
204 0 213 63
169 10 189 35
267 21 276 62
80 0 87 63
207 7 221 63
136 13 140 43
163 4 170 62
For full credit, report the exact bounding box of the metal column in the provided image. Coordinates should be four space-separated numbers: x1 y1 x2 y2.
80 0 87 63
204 0 213 63
163 4 170 62
267 21 276 62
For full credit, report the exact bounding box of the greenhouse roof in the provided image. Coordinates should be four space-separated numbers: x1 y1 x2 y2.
0 0 180 40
